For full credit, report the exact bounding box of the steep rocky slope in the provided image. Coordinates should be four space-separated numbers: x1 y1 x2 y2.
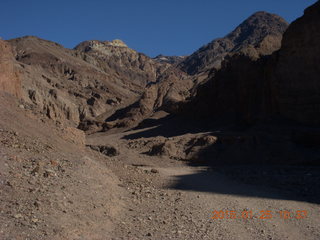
7 37 172 131
101 67 192 130
180 1 320 126
9 36 133 128
1 2 320 239
178 11 288 75
2 11 289 133
177 54 270 124
0 93 123 239
71 41 190 131
102 11 288 130
74 39 170 88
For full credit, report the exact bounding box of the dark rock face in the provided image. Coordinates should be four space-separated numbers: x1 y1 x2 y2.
180 2 320 126
102 12 288 129
179 12 288 75
180 54 270 124
274 1 320 124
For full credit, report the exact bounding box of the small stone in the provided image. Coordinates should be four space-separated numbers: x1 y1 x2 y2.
34 201 40 208
19 104 25 109
43 169 56 177
14 213 23 219
31 166 40 175
151 169 159 173
50 160 59 166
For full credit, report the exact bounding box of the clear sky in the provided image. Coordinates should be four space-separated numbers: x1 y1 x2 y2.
0 0 317 57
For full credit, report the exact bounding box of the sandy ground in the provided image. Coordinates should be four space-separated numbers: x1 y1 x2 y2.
0 93 123 240
1 93 319 239
87 128 320 240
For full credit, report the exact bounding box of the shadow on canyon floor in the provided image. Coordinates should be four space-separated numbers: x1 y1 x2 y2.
170 164 320 204
122 114 233 139
123 114 320 204
175 133 320 204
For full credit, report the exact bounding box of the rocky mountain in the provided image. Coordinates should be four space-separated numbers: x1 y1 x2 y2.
8 36 132 128
101 66 192 130
178 1 320 126
74 39 170 88
176 53 272 124
178 11 288 75
0 11 290 133
102 11 289 130
1 2 320 239
4 36 175 132
0 4 318 131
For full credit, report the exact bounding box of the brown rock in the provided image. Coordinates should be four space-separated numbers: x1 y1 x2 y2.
150 169 159 174
60 127 86 146
88 144 119 157
0 40 21 98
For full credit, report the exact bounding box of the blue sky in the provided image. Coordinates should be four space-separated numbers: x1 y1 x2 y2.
0 0 317 57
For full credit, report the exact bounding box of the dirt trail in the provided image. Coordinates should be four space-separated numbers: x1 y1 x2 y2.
87 129 320 240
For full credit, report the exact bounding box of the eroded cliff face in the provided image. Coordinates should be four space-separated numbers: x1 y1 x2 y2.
178 54 269 124
180 1 320 126
2 3 319 132
73 39 187 130
0 40 21 98
74 39 170 88
9 36 128 128
102 11 289 129
7 36 171 129
274 1 320 125
102 66 192 130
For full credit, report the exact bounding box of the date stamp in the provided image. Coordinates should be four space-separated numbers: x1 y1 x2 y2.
211 210 308 220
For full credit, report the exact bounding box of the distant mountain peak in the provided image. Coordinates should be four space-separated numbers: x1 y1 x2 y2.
179 11 289 75
242 11 288 24
74 39 133 56
226 11 288 47
103 39 128 47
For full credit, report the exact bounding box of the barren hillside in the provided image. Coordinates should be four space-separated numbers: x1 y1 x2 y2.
0 1 320 240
